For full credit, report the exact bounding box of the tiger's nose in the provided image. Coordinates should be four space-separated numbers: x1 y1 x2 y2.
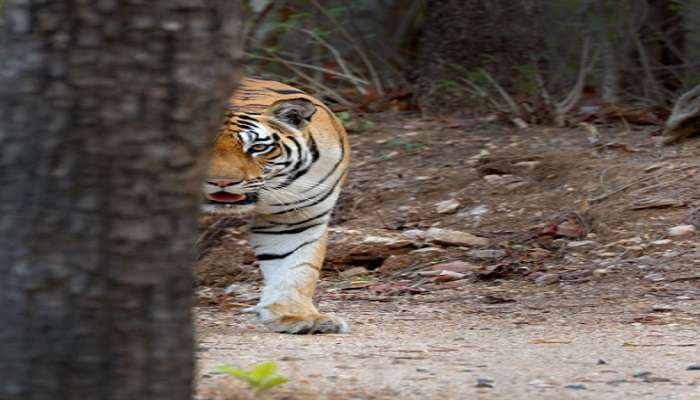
207 178 241 188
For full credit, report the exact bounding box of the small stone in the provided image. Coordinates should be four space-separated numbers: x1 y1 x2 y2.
467 249 506 260
564 384 587 390
423 228 489 247
430 261 476 273
644 272 665 282
567 240 597 249
416 368 430 373
592 268 608 278
597 359 608 365
433 270 467 282
651 239 672 245
535 273 559 285
652 303 674 312
435 199 460 214
361 235 412 248
475 378 494 388
668 224 696 237
339 267 370 279
687 363 700 371
417 270 442 277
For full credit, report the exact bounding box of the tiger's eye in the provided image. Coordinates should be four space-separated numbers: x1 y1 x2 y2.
250 144 269 152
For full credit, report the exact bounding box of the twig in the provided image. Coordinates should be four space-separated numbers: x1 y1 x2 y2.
300 29 368 95
309 0 384 95
555 39 598 126
478 68 521 115
588 175 656 204
262 49 353 107
246 53 369 85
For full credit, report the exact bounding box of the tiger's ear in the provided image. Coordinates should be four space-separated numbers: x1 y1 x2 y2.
270 99 316 129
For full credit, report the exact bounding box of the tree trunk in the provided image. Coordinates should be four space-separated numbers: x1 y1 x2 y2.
595 0 620 103
0 1 239 399
417 0 544 114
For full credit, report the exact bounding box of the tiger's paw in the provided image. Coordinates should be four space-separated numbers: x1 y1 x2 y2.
255 306 348 334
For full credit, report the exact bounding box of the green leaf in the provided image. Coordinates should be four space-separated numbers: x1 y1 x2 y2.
256 375 289 393
216 366 256 384
249 361 278 381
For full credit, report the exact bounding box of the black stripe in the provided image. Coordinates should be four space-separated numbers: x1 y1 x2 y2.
268 88 306 95
272 133 321 191
301 135 345 193
237 114 258 121
251 222 326 235
256 239 317 261
235 121 257 130
259 210 331 229
271 171 345 215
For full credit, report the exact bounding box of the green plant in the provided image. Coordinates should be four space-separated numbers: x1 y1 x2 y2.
217 361 289 397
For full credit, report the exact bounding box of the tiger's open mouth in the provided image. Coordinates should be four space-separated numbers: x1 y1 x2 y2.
206 192 256 205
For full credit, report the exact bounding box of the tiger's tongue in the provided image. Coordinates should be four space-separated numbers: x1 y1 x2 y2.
207 192 246 203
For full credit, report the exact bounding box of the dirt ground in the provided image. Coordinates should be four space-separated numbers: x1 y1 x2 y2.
194 113 700 399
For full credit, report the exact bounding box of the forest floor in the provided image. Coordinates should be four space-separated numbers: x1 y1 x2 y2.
194 113 700 399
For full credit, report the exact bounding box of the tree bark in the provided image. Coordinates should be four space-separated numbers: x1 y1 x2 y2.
417 0 544 114
0 1 239 399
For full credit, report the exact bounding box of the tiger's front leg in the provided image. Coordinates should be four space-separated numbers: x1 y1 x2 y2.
248 215 347 334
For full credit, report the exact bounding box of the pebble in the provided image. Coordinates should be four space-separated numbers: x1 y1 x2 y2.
592 268 608 278
535 273 560 286
644 272 665 282
597 359 608 365
687 363 700 371
435 199 460 214
430 261 476 273
339 266 370 279
567 240 597 249
564 384 587 390
475 378 494 388
668 224 696 237
651 303 674 312
467 249 506 260
433 270 467 282
423 227 489 247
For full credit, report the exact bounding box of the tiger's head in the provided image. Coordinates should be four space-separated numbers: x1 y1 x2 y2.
203 99 317 214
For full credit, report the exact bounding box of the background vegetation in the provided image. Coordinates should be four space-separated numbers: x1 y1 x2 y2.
241 0 700 117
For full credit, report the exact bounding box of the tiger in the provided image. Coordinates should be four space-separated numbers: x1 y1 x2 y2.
203 78 350 334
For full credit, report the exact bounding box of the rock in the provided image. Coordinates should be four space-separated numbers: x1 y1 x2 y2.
430 261 477 273
339 266 370 279
475 378 494 388
668 224 696 237
644 272 665 282
417 270 442 277
651 303 674 312
597 359 608 365
423 228 489 247
687 363 700 371
361 235 413 248
651 239 672 245
535 273 560 285
567 240 597 249
433 270 467 282
467 249 506 260
435 199 460 214
376 254 416 275
592 268 608 278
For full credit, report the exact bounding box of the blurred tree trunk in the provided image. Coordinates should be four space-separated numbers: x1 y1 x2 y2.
417 0 544 114
0 1 239 399
595 0 620 103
